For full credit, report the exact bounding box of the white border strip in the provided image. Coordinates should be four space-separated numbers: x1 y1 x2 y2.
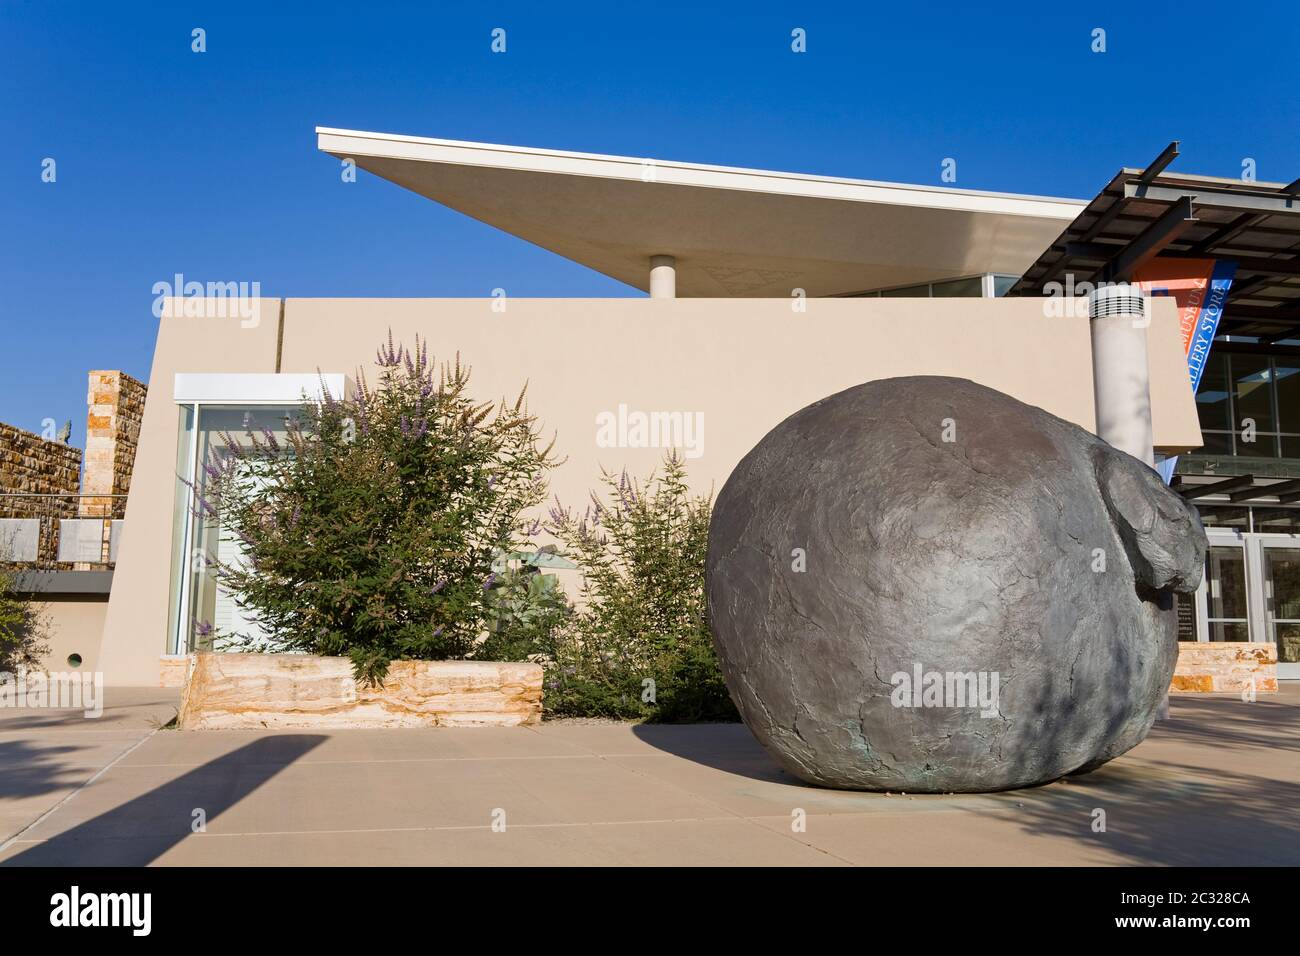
316 127 1086 220
173 373 347 405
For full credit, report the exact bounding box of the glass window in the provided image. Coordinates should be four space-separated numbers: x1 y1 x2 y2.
1196 353 1232 433
1196 506 1249 531
881 284 930 298
1253 509 1300 533
1274 361 1300 433
1198 431 1234 455
166 406 196 654
992 275 1018 297
1265 548 1300 664
1238 431 1280 459
1205 545 1249 642
931 276 983 298
173 405 300 654
1231 353 1276 434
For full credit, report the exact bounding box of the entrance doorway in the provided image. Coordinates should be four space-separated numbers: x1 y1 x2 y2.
1191 529 1300 679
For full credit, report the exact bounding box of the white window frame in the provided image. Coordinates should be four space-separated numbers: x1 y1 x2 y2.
170 373 348 654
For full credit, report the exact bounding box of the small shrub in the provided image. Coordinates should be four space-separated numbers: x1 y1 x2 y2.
478 548 573 663
0 573 50 673
545 453 737 722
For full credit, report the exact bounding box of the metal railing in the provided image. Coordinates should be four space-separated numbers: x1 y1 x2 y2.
0 493 127 570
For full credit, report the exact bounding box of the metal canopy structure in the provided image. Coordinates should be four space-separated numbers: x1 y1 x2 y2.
1009 143 1300 341
1175 474 1300 507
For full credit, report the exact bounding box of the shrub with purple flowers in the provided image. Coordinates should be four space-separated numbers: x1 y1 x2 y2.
192 332 560 685
544 453 736 722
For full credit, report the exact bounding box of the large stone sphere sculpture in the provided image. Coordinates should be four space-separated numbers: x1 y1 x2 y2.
707 376 1205 792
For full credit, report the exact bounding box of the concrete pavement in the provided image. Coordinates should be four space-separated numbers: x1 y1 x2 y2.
1 685 1296 866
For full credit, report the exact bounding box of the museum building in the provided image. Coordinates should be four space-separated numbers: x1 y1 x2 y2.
23 129 1297 687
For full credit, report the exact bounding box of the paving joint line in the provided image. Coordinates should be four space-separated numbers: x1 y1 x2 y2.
0 727 160 854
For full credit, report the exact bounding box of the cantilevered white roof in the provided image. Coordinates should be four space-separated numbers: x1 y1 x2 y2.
317 126 1086 297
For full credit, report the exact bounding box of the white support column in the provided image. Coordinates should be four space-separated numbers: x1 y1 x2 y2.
1089 283 1169 719
649 255 676 299
1089 284 1154 467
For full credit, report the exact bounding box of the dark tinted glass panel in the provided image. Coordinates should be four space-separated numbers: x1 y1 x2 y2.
1266 548 1300 621
1253 510 1300 533
931 277 983 298
1231 353 1275 433
1197 506 1249 530
1210 621 1250 641
1275 362 1300 432
1198 431 1234 455
1238 432 1280 458
993 275 1018 297
1196 353 1232 432
1207 546 1248 622
881 284 929 298
1276 623 1300 664
1281 436 1300 459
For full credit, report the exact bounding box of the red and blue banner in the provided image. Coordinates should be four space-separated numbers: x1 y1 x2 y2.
1134 258 1236 483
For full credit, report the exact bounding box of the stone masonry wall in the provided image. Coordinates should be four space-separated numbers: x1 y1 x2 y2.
81 371 146 519
0 422 83 563
0 422 82 506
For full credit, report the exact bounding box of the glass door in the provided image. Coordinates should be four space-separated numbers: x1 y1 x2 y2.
1255 537 1300 679
1198 533 1251 642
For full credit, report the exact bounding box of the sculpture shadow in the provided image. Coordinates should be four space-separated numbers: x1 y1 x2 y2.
974 677 1300 865
2 734 325 866
1157 693 1299 754
973 758 1300 866
630 722 806 786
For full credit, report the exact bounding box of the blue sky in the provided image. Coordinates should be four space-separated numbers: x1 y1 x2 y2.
2 1 1296 448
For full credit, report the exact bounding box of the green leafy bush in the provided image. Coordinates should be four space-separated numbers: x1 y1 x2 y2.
544 453 737 722
0 573 50 673
196 334 559 685
478 548 573 663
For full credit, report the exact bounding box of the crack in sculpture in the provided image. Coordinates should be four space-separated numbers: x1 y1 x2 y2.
707 376 1206 793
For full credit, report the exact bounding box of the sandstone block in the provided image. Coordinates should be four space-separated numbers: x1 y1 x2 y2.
178 653 543 728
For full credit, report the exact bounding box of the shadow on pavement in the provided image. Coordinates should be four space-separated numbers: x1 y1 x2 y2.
631 722 804 786
1159 694 1299 754
2 734 325 866
633 699 1300 865
977 757 1300 866
0 738 97 801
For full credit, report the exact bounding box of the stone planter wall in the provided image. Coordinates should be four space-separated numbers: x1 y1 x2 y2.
1171 641 1278 694
178 653 543 728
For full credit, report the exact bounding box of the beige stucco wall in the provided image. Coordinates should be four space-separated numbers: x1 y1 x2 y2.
97 295 1200 685
96 300 280 686
34 594 108 674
